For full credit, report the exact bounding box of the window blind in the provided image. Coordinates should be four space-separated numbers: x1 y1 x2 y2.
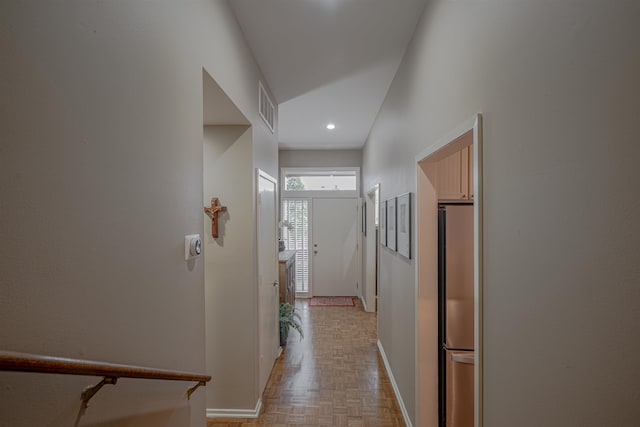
282 199 309 293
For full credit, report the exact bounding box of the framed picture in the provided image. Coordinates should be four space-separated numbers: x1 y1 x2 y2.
387 197 397 251
362 200 366 236
380 200 387 246
397 192 411 259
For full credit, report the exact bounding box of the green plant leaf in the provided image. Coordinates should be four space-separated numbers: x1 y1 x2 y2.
279 302 304 340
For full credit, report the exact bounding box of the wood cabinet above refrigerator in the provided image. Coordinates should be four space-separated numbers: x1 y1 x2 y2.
436 145 474 201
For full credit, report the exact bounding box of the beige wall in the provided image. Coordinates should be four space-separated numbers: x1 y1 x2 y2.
279 149 362 170
0 1 277 426
363 1 640 426
203 126 256 410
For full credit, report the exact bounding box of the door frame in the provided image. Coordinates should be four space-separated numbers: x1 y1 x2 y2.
414 114 483 427
256 168 279 396
281 166 361 299
363 183 380 312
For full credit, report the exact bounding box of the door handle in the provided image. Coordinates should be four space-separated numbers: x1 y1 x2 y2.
273 281 279 287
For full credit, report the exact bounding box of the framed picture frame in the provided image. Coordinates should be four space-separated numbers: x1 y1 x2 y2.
380 200 387 246
397 192 411 259
387 197 397 251
362 200 366 236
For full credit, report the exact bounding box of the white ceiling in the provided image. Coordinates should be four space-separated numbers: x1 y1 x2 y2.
229 0 428 150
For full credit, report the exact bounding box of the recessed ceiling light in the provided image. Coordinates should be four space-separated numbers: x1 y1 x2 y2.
326 123 336 130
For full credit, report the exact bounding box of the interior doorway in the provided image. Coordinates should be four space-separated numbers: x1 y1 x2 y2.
415 114 483 427
363 184 380 312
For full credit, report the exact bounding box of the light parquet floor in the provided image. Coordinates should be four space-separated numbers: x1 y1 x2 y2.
207 298 405 427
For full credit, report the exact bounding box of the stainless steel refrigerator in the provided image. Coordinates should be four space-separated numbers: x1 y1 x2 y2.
438 204 474 427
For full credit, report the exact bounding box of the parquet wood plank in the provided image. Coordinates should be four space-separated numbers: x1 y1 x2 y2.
207 299 405 426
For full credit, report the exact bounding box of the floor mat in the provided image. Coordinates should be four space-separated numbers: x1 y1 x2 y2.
309 296 355 307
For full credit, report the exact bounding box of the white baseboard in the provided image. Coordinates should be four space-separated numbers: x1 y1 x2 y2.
377 340 413 427
206 399 262 419
360 295 368 311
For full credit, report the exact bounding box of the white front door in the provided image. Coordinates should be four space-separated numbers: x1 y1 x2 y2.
257 170 279 394
312 198 358 296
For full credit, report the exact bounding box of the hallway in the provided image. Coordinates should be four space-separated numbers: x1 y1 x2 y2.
208 299 405 426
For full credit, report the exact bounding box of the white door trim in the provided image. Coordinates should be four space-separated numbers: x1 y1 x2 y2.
363 184 380 312
256 168 279 397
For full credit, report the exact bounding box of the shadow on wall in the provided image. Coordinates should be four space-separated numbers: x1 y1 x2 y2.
82 407 190 427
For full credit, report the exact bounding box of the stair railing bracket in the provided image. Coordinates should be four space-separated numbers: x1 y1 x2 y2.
187 380 206 400
80 376 118 415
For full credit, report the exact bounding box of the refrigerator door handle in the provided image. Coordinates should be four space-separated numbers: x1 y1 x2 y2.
451 352 475 365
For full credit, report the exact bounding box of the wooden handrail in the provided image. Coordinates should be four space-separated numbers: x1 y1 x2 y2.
1 349 211 423
0 349 211 383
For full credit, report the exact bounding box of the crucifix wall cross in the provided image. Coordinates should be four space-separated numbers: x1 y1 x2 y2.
204 197 227 238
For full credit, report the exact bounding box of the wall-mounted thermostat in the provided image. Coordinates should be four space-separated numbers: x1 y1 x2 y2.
185 234 202 261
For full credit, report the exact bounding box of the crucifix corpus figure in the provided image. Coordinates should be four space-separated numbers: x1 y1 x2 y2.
204 197 227 238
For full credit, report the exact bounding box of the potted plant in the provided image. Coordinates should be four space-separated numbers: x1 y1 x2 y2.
279 302 303 346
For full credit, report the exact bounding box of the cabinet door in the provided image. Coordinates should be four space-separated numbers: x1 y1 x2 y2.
437 149 470 200
278 263 286 303
288 259 296 305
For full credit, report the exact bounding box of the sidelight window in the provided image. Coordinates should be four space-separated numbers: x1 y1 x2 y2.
282 199 310 293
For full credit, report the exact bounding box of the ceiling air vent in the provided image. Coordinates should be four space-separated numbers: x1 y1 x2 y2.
258 81 275 133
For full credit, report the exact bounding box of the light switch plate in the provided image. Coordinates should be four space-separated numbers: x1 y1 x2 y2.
184 234 202 261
